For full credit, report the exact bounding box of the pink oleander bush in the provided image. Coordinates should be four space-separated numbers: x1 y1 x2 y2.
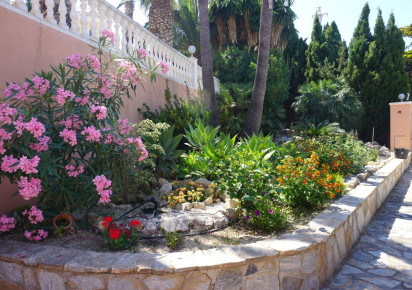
0 31 166 212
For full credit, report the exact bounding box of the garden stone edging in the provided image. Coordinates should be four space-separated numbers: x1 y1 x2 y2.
0 154 411 290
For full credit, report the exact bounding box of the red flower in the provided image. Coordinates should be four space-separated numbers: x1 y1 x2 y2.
109 228 121 240
130 220 141 227
103 216 113 223
102 221 108 227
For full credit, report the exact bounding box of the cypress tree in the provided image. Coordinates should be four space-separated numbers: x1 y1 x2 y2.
321 21 344 78
305 15 325 82
345 3 372 92
337 41 348 73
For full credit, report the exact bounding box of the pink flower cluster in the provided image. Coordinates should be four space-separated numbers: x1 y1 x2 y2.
118 118 131 135
93 175 112 203
98 76 112 99
17 176 42 200
1 155 19 173
60 128 77 146
127 136 148 162
29 136 51 153
0 214 15 232
13 117 46 138
66 53 86 69
119 61 142 86
24 229 48 241
32 76 50 95
0 128 12 155
101 30 115 43
90 104 107 120
56 88 76 105
0 104 18 125
4 82 34 101
18 155 40 174
137 48 147 58
87 54 101 71
157 60 170 74
81 126 102 142
65 164 84 177
22 206 44 224
60 114 82 130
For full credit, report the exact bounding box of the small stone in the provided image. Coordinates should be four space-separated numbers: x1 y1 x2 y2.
23 268 37 289
225 198 239 209
161 215 189 232
204 196 213 206
367 268 396 277
108 278 135 290
214 198 221 203
175 202 192 211
215 268 243 290
340 265 364 275
213 212 229 228
219 191 230 202
191 216 214 231
70 276 104 290
245 264 258 276
192 202 206 210
225 208 239 221
143 275 184 290
0 261 22 285
245 273 279 290
158 178 169 187
357 172 368 182
159 183 173 195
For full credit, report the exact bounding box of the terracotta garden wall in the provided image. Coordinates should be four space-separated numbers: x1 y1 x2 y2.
1 155 410 289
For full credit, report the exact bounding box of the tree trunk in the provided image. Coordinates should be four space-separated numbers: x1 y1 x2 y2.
241 0 274 136
198 0 220 127
149 0 174 46
124 0 135 19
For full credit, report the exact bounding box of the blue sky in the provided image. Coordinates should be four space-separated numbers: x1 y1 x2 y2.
120 0 412 49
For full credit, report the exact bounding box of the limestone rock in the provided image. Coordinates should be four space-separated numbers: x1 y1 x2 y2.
175 202 192 211
225 198 239 209
357 172 368 182
225 208 239 221
191 216 214 231
159 183 173 195
195 178 212 187
213 212 229 228
219 191 230 202
158 178 169 187
192 202 206 210
378 146 391 158
204 196 213 206
143 220 158 236
161 215 189 232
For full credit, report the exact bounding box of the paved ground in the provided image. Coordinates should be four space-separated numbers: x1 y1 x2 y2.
324 166 412 289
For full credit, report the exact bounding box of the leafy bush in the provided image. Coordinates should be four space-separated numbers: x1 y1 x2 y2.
138 83 209 137
298 133 375 176
276 152 345 209
292 121 345 138
293 78 362 132
0 32 154 212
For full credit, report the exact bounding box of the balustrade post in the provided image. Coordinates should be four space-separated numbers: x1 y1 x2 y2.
120 18 129 56
44 0 55 23
13 0 26 10
113 13 121 52
69 0 79 33
127 21 135 53
189 56 198 89
98 3 107 32
89 0 97 38
79 0 88 37
106 9 114 34
30 0 42 18
58 0 68 28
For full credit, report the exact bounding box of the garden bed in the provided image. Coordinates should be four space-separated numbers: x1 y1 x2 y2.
0 154 409 290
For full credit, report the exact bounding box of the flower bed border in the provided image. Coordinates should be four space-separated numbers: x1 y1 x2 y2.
0 154 411 289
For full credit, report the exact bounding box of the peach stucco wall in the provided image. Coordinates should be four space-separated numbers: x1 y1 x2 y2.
0 6 198 213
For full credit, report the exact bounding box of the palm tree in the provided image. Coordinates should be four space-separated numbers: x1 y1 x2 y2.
118 0 174 46
241 0 275 136
199 0 220 126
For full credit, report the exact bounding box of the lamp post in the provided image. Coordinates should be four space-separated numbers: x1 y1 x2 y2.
399 93 405 102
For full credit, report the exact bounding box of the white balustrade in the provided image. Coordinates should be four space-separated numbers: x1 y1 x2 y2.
58 0 68 28
2 0 219 91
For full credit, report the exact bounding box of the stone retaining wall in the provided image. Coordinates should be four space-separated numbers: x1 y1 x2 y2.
1 155 411 290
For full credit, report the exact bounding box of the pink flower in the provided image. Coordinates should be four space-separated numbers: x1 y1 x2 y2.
87 54 101 71
81 126 101 142
0 141 6 155
101 30 115 43
0 128 12 141
13 117 25 136
157 60 170 74
22 206 44 224
60 128 77 146
138 147 149 162
1 155 19 173
117 118 131 135
66 53 86 69
19 155 40 174
93 175 112 203
0 214 15 232
65 164 84 177
4 83 21 98
56 88 76 105
29 136 51 153
118 61 142 86
24 229 48 241
98 76 112 99
137 48 147 58
3 82 33 101
17 176 42 200
60 114 82 130
25 117 46 138
90 104 107 120
104 133 115 145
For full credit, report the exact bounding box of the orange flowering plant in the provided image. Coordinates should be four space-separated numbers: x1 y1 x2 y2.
276 152 345 209
101 216 142 250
